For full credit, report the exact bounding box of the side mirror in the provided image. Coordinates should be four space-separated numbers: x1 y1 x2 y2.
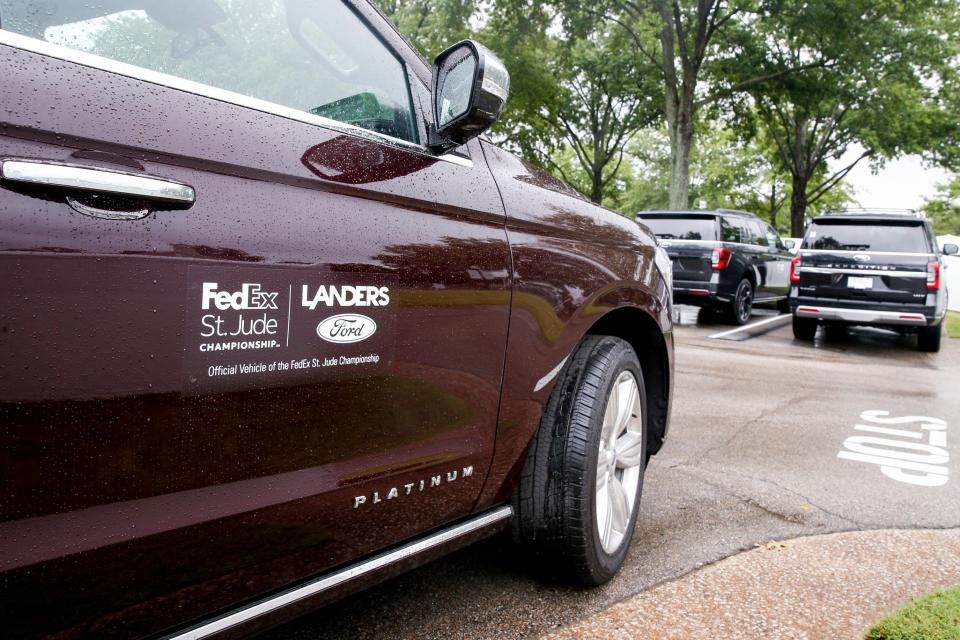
784 239 796 250
944 243 959 255
429 40 509 152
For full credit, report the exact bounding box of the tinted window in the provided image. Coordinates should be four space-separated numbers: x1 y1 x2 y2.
720 218 740 243
748 221 768 247
1 0 419 143
803 220 931 253
803 221 932 253
639 216 717 241
721 217 753 244
764 225 782 249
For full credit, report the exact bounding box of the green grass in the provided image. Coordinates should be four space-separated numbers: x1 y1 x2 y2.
948 311 960 339
866 585 960 640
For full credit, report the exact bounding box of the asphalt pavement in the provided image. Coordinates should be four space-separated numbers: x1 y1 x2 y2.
264 305 960 640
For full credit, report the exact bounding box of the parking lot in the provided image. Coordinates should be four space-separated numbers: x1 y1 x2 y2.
266 306 959 640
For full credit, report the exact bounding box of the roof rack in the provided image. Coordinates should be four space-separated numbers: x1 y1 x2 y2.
824 208 926 218
640 208 756 217
715 208 755 217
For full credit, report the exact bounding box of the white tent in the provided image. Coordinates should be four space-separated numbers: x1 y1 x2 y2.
938 235 960 311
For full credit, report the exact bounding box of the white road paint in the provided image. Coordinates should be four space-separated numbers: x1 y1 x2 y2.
838 411 949 487
708 313 791 340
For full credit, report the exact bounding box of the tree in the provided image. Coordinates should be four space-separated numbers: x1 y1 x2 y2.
619 123 852 230
553 0 832 211
533 27 659 204
750 0 960 235
923 177 960 236
480 3 662 205
379 0 476 59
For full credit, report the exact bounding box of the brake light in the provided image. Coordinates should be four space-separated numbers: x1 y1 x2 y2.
711 247 731 270
790 256 802 282
927 262 940 289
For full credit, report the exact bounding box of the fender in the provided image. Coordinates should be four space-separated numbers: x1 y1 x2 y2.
474 141 674 510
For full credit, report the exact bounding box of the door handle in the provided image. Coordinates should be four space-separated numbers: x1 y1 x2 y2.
0 159 195 205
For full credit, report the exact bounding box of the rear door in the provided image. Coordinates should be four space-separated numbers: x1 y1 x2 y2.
0 1 510 637
724 216 762 287
753 220 792 298
799 219 933 304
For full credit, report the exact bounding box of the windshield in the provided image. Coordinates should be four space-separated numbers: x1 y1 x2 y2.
803 220 932 253
639 216 717 241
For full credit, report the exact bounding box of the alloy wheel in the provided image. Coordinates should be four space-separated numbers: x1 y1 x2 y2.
736 281 753 323
595 371 644 554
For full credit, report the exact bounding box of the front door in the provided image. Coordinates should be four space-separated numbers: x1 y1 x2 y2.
0 1 510 637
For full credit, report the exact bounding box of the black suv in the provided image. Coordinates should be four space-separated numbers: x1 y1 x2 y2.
637 209 793 324
789 210 958 352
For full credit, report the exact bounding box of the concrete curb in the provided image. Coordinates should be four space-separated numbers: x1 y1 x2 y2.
543 528 960 640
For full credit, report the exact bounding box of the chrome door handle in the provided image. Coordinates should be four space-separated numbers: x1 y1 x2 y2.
0 159 195 204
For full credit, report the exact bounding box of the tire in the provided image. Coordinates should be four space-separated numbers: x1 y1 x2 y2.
726 279 754 325
777 297 791 314
823 322 847 341
917 323 942 353
792 314 817 340
512 335 647 586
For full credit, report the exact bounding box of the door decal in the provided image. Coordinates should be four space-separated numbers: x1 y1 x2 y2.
183 266 397 394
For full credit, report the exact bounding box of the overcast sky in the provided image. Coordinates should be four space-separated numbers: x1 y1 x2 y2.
839 147 952 211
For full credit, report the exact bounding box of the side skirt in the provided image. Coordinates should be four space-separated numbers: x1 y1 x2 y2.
165 506 514 640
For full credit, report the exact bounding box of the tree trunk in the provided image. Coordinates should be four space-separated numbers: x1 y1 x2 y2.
790 174 808 237
668 113 693 209
590 165 604 204
768 184 778 228
657 0 693 210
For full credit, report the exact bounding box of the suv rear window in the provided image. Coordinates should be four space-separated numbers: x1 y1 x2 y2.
803 220 932 253
639 216 717 241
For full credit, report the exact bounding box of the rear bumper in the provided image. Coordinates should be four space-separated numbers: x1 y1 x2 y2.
790 297 938 327
674 287 714 305
673 280 731 305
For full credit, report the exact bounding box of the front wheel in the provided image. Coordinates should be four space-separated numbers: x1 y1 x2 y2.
917 323 942 353
512 335 647 586
726 279 754 325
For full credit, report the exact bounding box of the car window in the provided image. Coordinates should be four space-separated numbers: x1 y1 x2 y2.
748 221 768 247
0 0 419 144
764 225 782 249
803 220 933 253
639 216 717 241
725 218 753 244
720 218 740 243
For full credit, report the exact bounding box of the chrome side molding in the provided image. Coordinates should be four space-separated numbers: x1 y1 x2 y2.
165 506 513 640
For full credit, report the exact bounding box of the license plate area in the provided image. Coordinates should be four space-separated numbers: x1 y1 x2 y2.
847 276 873 289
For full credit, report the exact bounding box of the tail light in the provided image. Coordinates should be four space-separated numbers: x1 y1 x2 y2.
711 247 731 270
927 262 941 289
790 256 802 282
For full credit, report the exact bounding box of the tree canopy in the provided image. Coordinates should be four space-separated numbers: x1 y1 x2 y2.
390 0 960 220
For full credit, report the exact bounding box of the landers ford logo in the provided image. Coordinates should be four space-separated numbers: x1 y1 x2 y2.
317 314 377 344
853 254 871 262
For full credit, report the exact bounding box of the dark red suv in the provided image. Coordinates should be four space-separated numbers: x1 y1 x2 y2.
0 2 674 638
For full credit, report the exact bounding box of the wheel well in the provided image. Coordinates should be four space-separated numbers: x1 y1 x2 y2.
586 308 671 456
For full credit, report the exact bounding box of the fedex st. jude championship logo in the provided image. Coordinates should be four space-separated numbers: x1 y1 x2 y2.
199 282 282 352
